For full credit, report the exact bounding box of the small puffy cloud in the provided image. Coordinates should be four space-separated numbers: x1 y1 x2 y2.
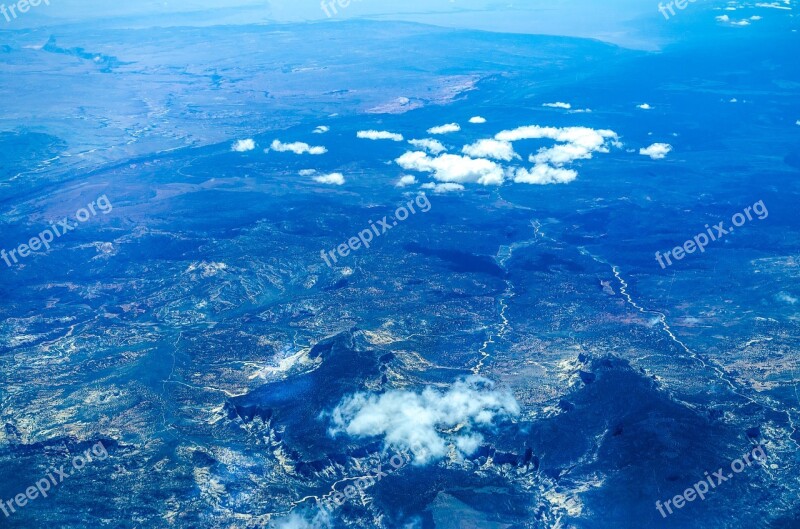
357 130 404 142
313 125 330 134
421 182 465 193
396 151 504 186
542 102 571 109
313 172 345 185
531 142 597 165
427 123 461 135
408 138 447 155
395 175 418 187
795 120 800 126
716 14 751 25
778 292 798 304
514 165 578 185
329 377 520 465
298 169 316 176
637 103 653 110
270 140 327 155
469 116 487 124
461 139 519 161
640 143 673 160
231 139 255 152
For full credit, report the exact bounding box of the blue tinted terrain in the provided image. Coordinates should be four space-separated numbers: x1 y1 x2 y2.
0 3 799 529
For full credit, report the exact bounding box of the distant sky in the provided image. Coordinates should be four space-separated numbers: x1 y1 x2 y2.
6 0 730 50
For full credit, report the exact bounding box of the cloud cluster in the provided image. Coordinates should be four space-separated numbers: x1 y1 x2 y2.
270 139 327 155
395 123 621 188
396 151 505 186
330 377 520 465
494 125 619 184
640 143 673 160
427 123 461 135
357 130 404 141
231 139 255 152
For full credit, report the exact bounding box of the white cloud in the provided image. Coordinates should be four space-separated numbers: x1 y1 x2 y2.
231 139 255 152
514 165 578 185
408 138 447 155
427 123 461 135
469 116 487 124
778 292 798 304
542 102 571 109
329 377 520 465
270 139 327 155
298 169 316 176
357 130 404 142
497 126 617 165
421 182 465 193
640 143 673 160
796 120 800 126
461 139 518 161
637 103 653 110
716 14 751 25
313 172 345 185
530 142 596 165
755 2 790 9
492 125 618 184
396 151 505 186
495 125 616 147
395 175 417 187
313 125 330 134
